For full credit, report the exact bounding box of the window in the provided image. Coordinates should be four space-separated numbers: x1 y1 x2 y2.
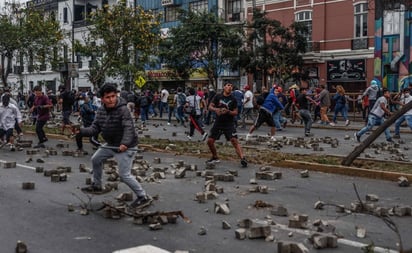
227 0 241 14
190 0 208 13
295 11 312 51
63 7 68 23
165 6 180 22
354 3 368 37
384 10 401 35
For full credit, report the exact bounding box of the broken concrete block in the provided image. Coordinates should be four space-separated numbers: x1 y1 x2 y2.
300 170 309 178
116 192 133 201
265 234 275 242
309 234 338 249
249 178 257 184
335 205 345 213
313 220 336 233
67 203 75 212
149 223 162 230
271 204 288 216
22 182 35 190
288 214 308 229
15 240 27 253
247 222 271 239
237 218 253 228
215 202 230 215
235 228 247 240
59 173 68 181
50 174 60 182
35 167 44 173
356 226 366 238
255 171 282 180
3 161 17 168
36 158 45 163
61 150 74 156
153 157 161 164
222 220 231 229
277 241 309 253
314 200 325 210
174 168 186 178
398 176 410 187
365 194 379 202
198 226 207 235
393 206 412 216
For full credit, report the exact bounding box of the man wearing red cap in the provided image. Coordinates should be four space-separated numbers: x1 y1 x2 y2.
240 85 254 128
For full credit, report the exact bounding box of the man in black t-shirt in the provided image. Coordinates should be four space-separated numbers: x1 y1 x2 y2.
58 85 75 135
296 87 316 137
205 82 247 168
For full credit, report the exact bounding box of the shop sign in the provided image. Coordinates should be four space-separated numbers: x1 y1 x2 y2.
327 59 366 81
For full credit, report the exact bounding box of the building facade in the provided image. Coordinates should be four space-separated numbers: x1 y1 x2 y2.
137 0 247 91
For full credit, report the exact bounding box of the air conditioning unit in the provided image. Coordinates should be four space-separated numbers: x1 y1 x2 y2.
161 0 173 6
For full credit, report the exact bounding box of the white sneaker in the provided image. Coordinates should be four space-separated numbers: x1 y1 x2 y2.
329 122 335 126
246 133 251 141
186 135 192 140
167 122 171 126
270 136 277 141
345 120 350 126
201 132 208 141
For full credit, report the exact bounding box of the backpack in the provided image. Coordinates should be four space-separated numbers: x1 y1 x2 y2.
178 93 186 105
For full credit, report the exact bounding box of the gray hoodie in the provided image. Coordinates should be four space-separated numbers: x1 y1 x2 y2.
362 84 379 101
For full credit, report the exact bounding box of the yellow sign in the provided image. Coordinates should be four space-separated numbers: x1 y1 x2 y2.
134 76 146 88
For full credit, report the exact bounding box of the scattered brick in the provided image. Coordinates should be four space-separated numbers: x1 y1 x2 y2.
398 176 410 187
271 204 288 216
116 192 133 201
3 161 17 169
277 241 309 253
15 240 27 253
314 200 325 210
67 203 75 212
222 220 231 229
35 167 44 173
309 233 338 249
215 202 230 215
300 170 309 178
288 214 308 229
149 223 162 230
235 228 247 240
22 182 35 190
365 194 379 202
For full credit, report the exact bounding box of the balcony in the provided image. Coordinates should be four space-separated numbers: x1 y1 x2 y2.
352 37 368 50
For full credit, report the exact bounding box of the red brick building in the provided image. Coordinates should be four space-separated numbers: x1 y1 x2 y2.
248 0 375 92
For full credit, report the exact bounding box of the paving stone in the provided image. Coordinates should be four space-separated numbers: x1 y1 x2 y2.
271 204 288 216
215 202 230 215
314 200 325 210
3 161 17 169
67 203 75 212
15 240 27 253
43 169 57 177
197 226 207 235
149 223 162 230
309 233 338 249
335 205 345 213
35 167 44 173
255 171 282 180
237 218 253 228
365 194 379 202
398 176 410 187
393 206 412 216
300 170 309 178
85 177 92 185
222 220 231 229
36 158 45 163
26 150 39 155
22 182 35 190
59 173 68 181
288 214 308 229
373 206 389 216
79 164 87 172
174 168 186 178
277 241 309 253
116 192 133 201
313 220 336 233
51 174 60 182
61 150 74 156
247 221 271 239
356 226 366 238
235 228 247 240
153 157 161 164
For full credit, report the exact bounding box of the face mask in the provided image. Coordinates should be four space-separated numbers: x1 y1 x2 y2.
78 100 85 105
405 93 410 98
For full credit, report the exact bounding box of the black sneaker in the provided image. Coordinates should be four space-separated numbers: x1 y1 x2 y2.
205 157 220 164
130 195 152 209
33 143 46 149
305 132 313 137
386 138 394 143
354 132 361 142
240 157 248 168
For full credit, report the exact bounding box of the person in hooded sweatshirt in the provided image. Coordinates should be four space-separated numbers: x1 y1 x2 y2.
76 83 150 209
362 80 380 116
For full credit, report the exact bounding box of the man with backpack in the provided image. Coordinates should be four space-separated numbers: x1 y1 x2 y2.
58 85 76 135
75 94 100 153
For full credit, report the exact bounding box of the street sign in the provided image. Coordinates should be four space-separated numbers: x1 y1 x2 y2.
135 76 146 88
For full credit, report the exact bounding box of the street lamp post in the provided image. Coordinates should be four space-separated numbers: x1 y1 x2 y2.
64 0 76 91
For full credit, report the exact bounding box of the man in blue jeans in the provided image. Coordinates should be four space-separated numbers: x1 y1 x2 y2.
354 88 393 143
393 88 412 139
77 83 150 209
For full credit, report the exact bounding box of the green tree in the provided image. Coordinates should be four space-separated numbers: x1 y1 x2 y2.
74 0 161 89
158 10 244 89
0 2 63 87
239 9 307 90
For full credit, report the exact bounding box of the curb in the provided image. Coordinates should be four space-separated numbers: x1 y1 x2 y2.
278 160 412 182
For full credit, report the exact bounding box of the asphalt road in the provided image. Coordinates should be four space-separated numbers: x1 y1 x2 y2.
0 120 411 253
